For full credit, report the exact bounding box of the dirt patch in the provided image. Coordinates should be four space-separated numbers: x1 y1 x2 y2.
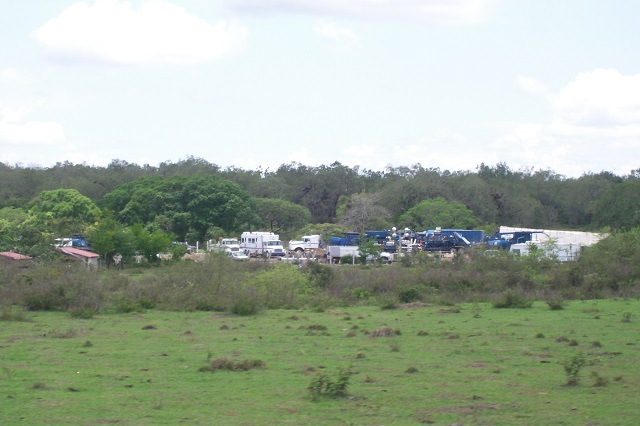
435 403 500 415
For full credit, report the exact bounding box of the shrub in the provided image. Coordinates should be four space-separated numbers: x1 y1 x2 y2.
398 287 421 303
563 353 586 385
0 306 30 322
308 368 350 400
231 298 259 316
546 297 566 310
69 307 97 319
493 291 533 309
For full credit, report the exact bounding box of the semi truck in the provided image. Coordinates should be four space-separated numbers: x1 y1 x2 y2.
288 235 322 253
240 232 286 257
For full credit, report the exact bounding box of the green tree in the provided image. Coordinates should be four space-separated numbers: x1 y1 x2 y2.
592 180 640 230
28 188 100 237
129 224 173 262
101 175 259 241
399 197 481 230
253 198 311 233
89 216 136 265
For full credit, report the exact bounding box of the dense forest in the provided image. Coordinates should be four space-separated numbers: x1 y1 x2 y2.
1 157 639 261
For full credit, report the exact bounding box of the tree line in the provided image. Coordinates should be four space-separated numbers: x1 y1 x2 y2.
1 157 639 260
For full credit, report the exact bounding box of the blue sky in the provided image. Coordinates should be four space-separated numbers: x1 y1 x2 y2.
1 0 639 177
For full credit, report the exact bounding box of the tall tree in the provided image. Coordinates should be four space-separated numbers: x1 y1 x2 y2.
399 197 481 230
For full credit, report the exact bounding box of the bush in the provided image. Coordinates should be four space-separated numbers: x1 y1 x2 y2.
308 368 350 400
563 353 586 385
493 291 533 309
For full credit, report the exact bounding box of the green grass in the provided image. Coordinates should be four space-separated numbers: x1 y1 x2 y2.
1 299 638 425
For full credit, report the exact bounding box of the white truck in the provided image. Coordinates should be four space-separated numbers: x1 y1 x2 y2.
207 238 240 252
288 235 322 253
240 232 286 258
326 245 359 264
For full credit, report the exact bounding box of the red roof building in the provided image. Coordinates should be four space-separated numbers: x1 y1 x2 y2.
56 247 100 268
0 251 33 261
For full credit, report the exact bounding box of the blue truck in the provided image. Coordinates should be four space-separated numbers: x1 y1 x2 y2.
485 231 541 250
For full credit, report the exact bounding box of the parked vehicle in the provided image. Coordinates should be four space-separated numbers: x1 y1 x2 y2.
328 232 360 246
485 231 540 250
418 229 470 253
418 229 485 245
326 245 359 263
172 241 196 254
228 250 250 261
288 235 322 253
240 232 286 257
54 235 92 251
207 238 240 252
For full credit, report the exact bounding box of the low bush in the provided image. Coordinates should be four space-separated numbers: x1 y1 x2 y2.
563 353 586 386
308 368 350 400
493 291 533 309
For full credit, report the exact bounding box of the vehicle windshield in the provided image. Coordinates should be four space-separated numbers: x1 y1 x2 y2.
264 240 282 246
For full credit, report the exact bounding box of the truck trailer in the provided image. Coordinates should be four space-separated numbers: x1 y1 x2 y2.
240 232 286 257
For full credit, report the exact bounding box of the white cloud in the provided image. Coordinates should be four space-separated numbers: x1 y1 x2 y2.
315 20 359 46
1 68 19 81
497 69 640 176
230 0 489 24
516 75 549 96
342 143 378 159
32 0 249 65
551 69 640 127
0 101 65 146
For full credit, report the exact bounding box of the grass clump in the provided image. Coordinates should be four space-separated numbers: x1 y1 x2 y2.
370 326 400 337
199 357 265 373
308 368 350 401
562 353 586 386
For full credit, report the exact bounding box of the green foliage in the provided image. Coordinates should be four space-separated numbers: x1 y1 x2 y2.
577 227 640 292
251 263 311 309
89 216 137 262
358 240 381 264
253 197 311 233
399 196 481 230
29 188 100 223
101 175 258 241
129 224 173 262
302 261 334 289
592 180 640 229
493 291 533 309
563 353 586 386
308 368 350 400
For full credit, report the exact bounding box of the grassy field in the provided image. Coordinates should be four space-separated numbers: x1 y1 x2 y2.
1 299 638 425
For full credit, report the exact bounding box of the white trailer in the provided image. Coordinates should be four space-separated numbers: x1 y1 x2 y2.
326 245 359 264
288 235 322 253
240 232 286 257
510 241 583 262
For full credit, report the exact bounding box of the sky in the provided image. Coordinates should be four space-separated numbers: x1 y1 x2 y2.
1 0 640 178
